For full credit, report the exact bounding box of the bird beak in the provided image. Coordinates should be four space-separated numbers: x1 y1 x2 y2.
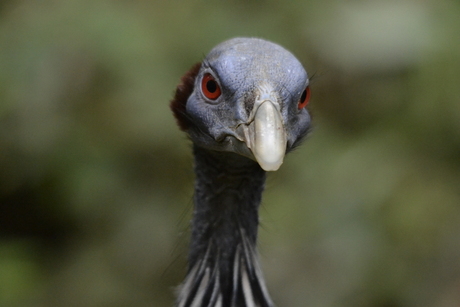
251 100 287 171
236 87 287 171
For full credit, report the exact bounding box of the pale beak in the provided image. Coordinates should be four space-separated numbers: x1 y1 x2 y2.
236 88 287 171
251 100 287 171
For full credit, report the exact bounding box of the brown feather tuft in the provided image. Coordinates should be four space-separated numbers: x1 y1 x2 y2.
170 62 202 131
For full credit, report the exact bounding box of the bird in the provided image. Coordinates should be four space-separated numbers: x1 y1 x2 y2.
170 37 311 307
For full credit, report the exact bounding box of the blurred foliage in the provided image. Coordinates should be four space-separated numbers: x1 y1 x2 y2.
0 1 460 307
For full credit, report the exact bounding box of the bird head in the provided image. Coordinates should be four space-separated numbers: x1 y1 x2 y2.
171 37 311 171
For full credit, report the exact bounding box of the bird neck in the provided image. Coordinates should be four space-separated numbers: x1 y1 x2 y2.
190 144 265 269
177 145 274 306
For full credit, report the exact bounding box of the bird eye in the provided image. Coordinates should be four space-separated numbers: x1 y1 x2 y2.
201 73 221 100
298 86 311 109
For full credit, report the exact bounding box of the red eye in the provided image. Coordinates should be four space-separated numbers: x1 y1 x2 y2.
201 73 221 100
298 86 311 109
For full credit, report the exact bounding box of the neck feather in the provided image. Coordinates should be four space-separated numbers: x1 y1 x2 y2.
190 145 265 266
176 145 273 307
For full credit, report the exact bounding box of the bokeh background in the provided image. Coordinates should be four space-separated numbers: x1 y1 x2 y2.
1 1 460 306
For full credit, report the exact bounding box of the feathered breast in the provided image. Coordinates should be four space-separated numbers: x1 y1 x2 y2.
176 229 274 307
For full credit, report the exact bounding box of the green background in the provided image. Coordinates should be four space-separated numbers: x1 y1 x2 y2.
1 1 460 306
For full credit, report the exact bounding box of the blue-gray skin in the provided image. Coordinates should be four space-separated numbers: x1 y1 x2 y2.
171 38 311 307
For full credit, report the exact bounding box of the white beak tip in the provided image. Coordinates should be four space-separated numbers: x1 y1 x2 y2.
257 158 283 171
